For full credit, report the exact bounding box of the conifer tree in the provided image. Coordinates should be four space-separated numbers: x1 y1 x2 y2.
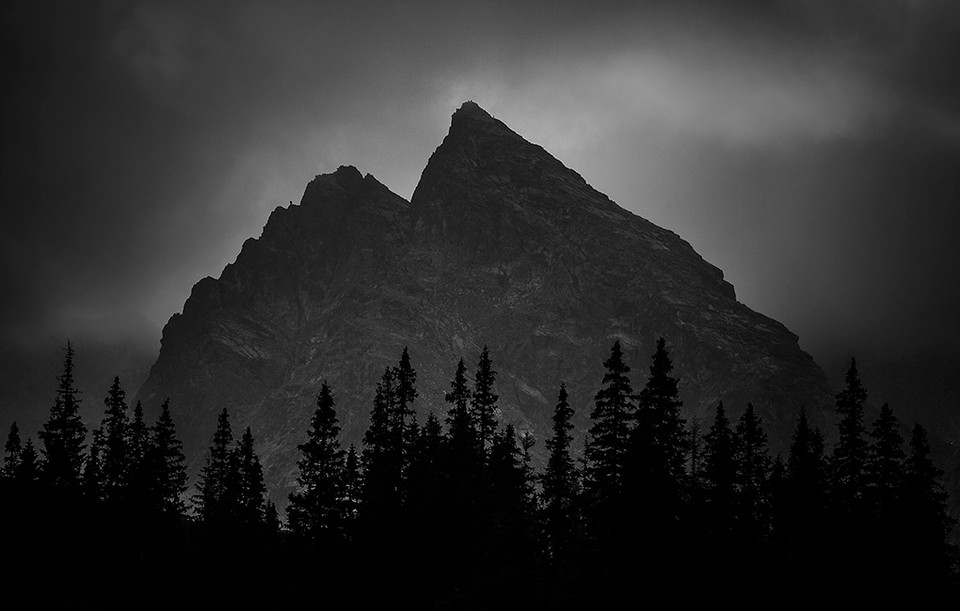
147 399 187 516
899 423 954 598
3 422 22 478
362 368 401 522
831 358 869 515
393 347 419 470
265 500 281 534
734 403 771 535
195 408 235 523
83 426 105 502
585 341 634 503
703 402 737 532
687 417 704 488
445 358 480 478
487 425 541 594
39 342 87 489
784 411 827 576
100 376 130 501
542 383 577 557
471 345 499 452
636 337 686 485
288 382 346 542
342 443 363 530
867 403 905 523
406 412 444 525
232 426 267 527
16 438 40 485
128 402 149 472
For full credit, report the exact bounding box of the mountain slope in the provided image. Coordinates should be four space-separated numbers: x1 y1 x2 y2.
137 102 834 502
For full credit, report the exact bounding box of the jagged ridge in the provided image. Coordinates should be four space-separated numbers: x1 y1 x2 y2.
137 102 833 503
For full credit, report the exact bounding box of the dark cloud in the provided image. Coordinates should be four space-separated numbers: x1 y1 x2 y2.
2 0 959 367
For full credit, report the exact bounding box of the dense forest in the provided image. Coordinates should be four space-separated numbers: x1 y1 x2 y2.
2 340 956 608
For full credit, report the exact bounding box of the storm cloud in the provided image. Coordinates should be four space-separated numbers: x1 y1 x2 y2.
3 0 959 366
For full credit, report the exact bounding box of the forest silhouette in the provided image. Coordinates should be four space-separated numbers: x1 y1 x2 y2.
1 340 956 608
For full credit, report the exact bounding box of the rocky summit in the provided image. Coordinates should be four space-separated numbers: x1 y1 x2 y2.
137 101 834 503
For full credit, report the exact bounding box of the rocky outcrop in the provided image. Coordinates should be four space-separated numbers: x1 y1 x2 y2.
137 102 834 503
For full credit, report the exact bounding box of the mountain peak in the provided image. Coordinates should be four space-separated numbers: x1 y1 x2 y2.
453 100 493 122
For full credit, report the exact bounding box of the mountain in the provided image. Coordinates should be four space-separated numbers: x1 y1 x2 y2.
136 101 834 503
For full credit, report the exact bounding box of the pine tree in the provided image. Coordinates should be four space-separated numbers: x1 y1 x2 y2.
3 422 22 479
362 368 401 523
147 399 187 516
471 345 499 452
899 424 954 600
542 383 577 558
867 403 905 524
16 438 40 485
784 411 828 583
636 337 686 485
831 357 869 515
342 444 363 530
100 376 130 501
703 402 737 533
264 500 281 535
39 342 87 489
195 408 235 523
734 403 771 536
406 412 444 527
288 382 346 542
393 347 419 472
585 341 634 504
445 358 480 480
83 426 105 502
487 425 541 599
687 417 704 489
232 426 267 527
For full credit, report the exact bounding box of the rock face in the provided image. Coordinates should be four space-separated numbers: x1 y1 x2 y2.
137 102 833 503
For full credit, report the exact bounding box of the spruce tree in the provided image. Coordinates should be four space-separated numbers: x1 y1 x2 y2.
288 382 346 542
16 438 40 486
405 412 444 529
734 403 771 536
585 341 634 504
83 426 105 502
471 345 499 452
831 358 869 515
899 424 954 600
445 358 480 480
147 399 187 516
264 500 281 535
487 425 541 600
342 443 363 530
703 402 737 533
542 383 577 557
687 417 704 489
362 368 401 523
232 426 267 527
3 422 22 479
100 376 130 501
784 411 828 585
867 403 905 524
636 337 686 485
195 408 235 523
393 347 419 471
39 342 87 489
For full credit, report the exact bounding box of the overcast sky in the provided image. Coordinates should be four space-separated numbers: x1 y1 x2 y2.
3 0 959 365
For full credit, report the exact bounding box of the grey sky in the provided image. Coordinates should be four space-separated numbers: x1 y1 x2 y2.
3 0 959 366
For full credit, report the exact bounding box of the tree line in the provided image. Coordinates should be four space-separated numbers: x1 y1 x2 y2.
1 340 956 608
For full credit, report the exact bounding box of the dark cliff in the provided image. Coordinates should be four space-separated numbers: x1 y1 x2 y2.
137 102 834 503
